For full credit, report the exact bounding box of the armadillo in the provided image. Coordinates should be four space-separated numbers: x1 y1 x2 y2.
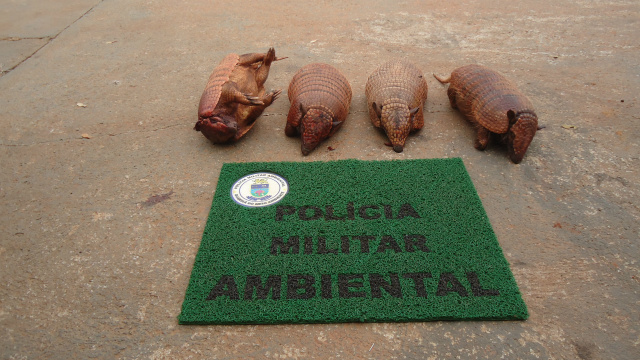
285 63 352 155
195 48 284 144
365 60 428 153
434 64 538 164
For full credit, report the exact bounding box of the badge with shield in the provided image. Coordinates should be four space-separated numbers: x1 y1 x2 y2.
250 181 269 198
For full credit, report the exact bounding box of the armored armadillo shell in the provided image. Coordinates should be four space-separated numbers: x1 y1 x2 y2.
197 53 239 118
288 63 352 123
365 60 428 124
451 64 535 134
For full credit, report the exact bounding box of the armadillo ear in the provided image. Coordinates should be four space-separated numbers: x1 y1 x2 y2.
507 110 516 124
332 121 343 128
372 102 382 119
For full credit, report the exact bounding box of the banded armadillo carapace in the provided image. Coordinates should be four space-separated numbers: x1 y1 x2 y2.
434 64 538 163
365 60 428 153
285 63 352 155
195 48 285 144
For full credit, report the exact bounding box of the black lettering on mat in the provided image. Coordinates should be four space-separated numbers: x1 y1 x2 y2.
206 272 500 301
287 274 316 299
370 273 402 298
353 235 374 253
403 272 432 298
206 275 239 300
404 234 430 252
299 206 322 220
338 274 366 298
275 205 296 221
304 236 313 254
340 235 350 254
359 205 381 219
467 272 500 296
244 275 282 300
376 235 402 253
271 236 299 255
318 236 338 254
321 274 332 299
325 205 345 220
274 203 421 221
397 203 421 219
436 272 469 297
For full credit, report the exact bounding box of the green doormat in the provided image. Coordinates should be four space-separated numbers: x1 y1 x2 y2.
179 158 528 324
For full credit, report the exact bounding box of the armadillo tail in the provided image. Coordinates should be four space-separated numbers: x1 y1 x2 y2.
433 73 451 84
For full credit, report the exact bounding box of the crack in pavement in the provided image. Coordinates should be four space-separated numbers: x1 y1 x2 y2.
0 0 106 75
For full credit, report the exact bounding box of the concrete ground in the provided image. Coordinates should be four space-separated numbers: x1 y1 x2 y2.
1 0 638 358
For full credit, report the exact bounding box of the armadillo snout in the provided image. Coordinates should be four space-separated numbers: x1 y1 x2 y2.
301 146 313 156
299 110 333 155
387 132 409 153
300 134 321 156
508 113 538 164
195 115 238 144
382 108 411 154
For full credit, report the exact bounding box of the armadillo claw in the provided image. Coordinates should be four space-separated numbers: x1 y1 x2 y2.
270 89 282 102
244 93 265 106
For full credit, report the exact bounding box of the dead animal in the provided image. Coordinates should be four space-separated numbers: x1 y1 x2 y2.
434 64 538 164
365 60 428 153
195 48 285 143
286 63 352 155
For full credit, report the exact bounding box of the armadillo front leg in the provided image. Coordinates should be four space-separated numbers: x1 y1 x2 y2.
221 82 265 106
285 101 302 137
474 126 491 150
411 107 425 130
447 87 459 109
260 89 282 107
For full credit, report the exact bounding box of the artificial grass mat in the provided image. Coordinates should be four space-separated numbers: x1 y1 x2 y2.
179 158 528 324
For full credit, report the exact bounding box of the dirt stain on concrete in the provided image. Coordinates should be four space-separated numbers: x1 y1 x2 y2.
141 190 174 207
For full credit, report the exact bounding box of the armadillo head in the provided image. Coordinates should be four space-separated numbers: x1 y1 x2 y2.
194 112 238 144
506 111 538 164
380 103 417 153
300 108 334 155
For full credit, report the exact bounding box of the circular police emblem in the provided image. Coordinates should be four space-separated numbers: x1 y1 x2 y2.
230 172 289 208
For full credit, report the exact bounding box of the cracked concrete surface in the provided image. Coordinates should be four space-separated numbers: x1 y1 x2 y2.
0 0 102 74
1 0 638 359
